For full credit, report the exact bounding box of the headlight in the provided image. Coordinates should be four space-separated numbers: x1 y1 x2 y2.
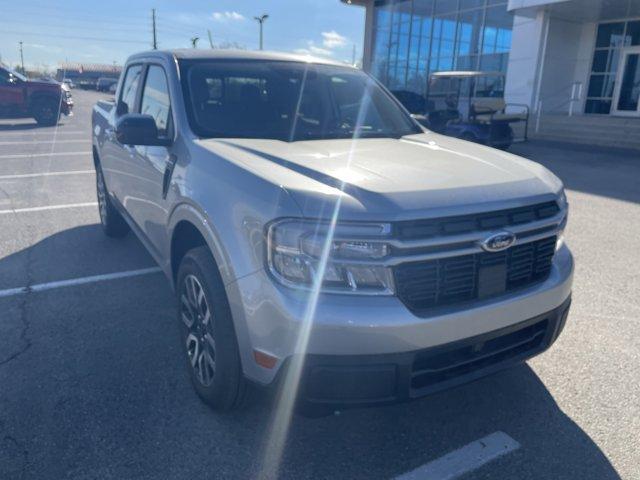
267 219 395 294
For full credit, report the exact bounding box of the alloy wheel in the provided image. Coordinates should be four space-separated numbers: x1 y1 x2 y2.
96 170 107 224
180 274 216 387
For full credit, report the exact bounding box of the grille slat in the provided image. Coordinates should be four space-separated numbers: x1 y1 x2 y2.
396 201 560 240
395 236 557 312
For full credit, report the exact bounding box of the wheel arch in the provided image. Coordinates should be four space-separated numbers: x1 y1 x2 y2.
168 208 255 379
92 145 100 169
168 205 235 290
171 220 208 284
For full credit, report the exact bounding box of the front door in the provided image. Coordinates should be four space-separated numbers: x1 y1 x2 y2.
612 47 640 116
126 63 175 258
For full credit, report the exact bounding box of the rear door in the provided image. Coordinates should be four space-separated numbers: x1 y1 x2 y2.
125 63 176 257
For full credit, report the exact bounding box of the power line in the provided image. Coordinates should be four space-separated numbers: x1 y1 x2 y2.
0 21 149 36
1 5 150 26
1 30 148 44
0 17 147 31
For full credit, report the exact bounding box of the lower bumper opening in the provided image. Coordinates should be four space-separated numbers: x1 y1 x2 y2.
295 296 571 409
410 319 548 392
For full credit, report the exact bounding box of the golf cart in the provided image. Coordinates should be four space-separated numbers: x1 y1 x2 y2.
424 71 529 150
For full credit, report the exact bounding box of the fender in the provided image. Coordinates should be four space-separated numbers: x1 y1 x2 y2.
166 202 237 290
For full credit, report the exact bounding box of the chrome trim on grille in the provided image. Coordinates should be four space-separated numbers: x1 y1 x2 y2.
323 209 565 267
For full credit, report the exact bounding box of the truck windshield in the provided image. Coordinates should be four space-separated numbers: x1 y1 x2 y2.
1 63 28 82
180 60 421 141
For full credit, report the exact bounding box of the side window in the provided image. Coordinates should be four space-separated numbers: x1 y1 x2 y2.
140 65 171 137
118 64 143 115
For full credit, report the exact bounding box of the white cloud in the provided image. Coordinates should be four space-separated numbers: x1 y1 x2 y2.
321 30 347 49
294 41 333 58
212 11 245 22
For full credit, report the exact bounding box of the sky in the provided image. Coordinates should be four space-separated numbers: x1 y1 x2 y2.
0 0 366 71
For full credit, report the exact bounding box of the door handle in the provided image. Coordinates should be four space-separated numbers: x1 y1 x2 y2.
162 154 178 199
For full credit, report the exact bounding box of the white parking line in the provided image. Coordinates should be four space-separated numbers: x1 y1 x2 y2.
0 139 88 145
0 151 91 159
0 202 97 215
393 432 520 480
0 267 163 299
0 130 88 136
0 170 94 180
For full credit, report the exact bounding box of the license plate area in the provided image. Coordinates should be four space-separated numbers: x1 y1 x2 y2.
477 264 507 298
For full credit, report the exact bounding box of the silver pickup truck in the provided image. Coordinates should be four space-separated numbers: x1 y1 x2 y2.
92 49 573 412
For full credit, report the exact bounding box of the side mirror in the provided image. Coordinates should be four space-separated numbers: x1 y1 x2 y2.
115 114 171 147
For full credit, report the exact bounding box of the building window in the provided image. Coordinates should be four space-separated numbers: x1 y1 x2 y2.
586 19 640 114
370 0 512 112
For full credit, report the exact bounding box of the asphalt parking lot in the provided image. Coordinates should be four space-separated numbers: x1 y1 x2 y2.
0 89 638 480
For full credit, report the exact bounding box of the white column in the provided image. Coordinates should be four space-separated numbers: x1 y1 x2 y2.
504 10 549 111
361 0 375 72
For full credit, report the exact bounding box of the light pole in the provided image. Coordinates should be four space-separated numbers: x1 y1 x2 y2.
19 41 25 73
254 14 269 50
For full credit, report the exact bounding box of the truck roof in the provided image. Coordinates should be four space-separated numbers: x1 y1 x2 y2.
127 49 352 68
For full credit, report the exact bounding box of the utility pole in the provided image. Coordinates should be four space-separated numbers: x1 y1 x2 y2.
253 14 269 50
151 8 158 50
190 37 200 48
19 41 25 73
207 30 214 48
352 44 356 66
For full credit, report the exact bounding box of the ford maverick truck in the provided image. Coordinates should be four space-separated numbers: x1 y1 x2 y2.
92 49 573 411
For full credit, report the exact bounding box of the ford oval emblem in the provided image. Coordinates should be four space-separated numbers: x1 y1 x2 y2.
480 231 516 252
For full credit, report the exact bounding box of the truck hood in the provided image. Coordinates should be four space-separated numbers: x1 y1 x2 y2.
196 132 563 221
26 79 62 90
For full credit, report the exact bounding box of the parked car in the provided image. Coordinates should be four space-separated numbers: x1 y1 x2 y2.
96 77 118 92
92 50 573 412
62 78 75 89
77 79 97 90
0 63 73 126
108 82 117 94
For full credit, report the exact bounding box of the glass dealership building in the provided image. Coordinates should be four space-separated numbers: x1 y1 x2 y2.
345 0 640 120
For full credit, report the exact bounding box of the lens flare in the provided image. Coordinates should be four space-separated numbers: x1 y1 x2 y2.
259 69 376 480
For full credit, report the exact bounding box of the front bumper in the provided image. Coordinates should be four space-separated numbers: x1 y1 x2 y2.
227 244 573 387
61 99 74 116
296 296 570 408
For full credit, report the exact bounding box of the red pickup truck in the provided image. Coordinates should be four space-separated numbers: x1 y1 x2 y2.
0 63 73 126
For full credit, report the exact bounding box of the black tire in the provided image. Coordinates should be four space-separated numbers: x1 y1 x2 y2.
32 97 61 126
96 166 129 237
177 246 246 411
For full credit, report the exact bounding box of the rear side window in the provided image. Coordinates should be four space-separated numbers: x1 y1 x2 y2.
118 64 143 115
140 65 171 137
0 68 10 84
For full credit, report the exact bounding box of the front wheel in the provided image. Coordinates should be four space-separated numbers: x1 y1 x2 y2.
177 246 246 411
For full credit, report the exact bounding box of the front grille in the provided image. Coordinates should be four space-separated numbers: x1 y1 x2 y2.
394 236 557 312
411 318 548 391
395 201 559 240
